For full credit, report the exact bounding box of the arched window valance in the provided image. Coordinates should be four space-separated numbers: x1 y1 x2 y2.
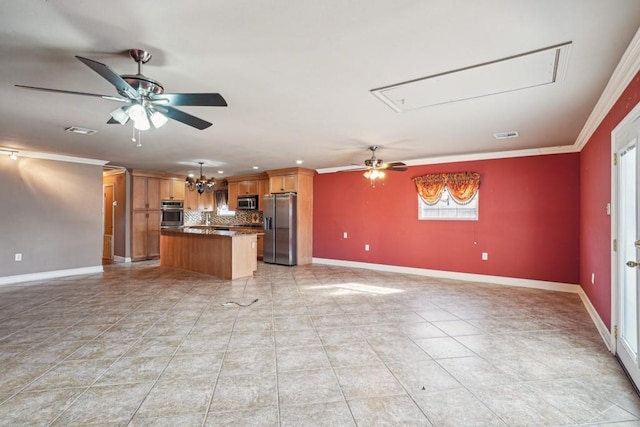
413 172 480 205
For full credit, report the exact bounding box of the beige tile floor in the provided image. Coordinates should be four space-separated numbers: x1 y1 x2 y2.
0 261 639 426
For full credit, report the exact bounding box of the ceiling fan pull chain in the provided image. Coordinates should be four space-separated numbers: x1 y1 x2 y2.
136 129 142 147
131 125 136 143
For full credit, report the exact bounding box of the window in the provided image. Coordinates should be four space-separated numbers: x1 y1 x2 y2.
413 172 480 221
418 187 479 220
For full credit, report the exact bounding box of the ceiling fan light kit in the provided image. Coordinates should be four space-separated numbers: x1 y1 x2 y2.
15 49 228 141
359 146 408 187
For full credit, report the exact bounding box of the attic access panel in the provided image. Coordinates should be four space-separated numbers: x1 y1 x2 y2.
371 42 572 112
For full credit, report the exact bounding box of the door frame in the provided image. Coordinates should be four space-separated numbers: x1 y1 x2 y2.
611 101 640 355
103 183 115 260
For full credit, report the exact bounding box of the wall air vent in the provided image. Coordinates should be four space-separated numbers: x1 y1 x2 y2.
493 131 519 140
65 126 98 135
371 42 572 112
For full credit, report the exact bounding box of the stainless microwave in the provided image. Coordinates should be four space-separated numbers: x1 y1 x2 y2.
237 195 258 210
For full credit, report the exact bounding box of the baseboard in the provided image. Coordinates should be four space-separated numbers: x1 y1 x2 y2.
312 258 580 293
577 287 613 351
0 266 104 286
113 255 131 263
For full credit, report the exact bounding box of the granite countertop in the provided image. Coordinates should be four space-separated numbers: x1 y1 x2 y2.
162 227 262 236
189 224 264 229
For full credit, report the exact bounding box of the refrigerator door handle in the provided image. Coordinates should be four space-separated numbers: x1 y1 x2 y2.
265 217 271 230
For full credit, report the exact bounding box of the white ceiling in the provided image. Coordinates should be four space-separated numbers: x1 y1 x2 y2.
1 1 639 178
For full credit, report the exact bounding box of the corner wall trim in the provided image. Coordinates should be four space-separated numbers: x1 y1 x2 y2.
312 258 580 293
0 266 104 286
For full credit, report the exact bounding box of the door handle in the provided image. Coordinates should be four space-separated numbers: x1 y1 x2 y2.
626 260 640 268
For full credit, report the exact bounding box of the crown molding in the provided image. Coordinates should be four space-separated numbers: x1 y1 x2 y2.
574 27 640 150
315 144 578 174
16 150 108 166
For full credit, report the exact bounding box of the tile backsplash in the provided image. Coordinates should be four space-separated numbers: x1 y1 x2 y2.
184 210 263 226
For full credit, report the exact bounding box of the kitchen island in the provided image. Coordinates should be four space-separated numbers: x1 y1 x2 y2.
160 227 258 280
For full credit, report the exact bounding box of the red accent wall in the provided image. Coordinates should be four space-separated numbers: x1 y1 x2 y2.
314 154 580 284
580 71 640 329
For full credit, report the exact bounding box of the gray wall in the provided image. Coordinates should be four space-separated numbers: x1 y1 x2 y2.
0 156 103 277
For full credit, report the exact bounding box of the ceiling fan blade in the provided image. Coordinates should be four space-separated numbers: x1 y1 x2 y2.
151 93 227 107
162 106 212 130
381 161 408 171
106 117 130 125
75 56 139 99
15 85 128 102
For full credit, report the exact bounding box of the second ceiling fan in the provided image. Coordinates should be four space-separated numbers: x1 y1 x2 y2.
15 49 227 131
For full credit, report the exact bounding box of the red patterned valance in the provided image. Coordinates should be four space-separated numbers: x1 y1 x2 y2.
413 172 480 205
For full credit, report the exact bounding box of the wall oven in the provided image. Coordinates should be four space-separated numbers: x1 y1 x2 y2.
161 200 184 228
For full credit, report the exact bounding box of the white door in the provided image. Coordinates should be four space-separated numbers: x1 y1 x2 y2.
614 109 640 387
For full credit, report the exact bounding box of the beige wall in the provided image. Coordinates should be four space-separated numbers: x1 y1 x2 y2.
0 156 103 277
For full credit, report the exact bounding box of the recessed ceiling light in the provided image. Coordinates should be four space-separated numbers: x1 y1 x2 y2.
188 173 195 178
64 126 98 135
493 131 519 139
217 170 224 174
296 160 304 165
252 166 259 170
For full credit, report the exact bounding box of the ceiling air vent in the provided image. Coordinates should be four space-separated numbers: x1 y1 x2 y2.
493 131 519 140
65 126 98 135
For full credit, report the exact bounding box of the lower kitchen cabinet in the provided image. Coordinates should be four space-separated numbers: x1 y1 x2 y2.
132 210 161 260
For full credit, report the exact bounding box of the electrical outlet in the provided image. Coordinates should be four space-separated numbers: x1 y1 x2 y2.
343 232 348 238
365 244 370 251
481 252 488 261
15 253 22 261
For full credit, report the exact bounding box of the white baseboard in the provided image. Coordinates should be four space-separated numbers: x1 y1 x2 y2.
312 258 580 293
0 266 104 286
113 256 131 263
577 287 613 351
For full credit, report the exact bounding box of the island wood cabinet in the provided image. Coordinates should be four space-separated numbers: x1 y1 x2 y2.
131 172 163 261
160 178 185 201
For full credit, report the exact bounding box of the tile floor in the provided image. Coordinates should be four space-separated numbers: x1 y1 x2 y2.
0 261 639 426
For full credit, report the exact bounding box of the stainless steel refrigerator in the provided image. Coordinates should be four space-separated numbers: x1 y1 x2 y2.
263 193 297 265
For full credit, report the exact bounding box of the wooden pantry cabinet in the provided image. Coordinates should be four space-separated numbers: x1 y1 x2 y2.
130 171 163 261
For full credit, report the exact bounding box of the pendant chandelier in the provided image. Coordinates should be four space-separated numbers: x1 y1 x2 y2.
186 162 216 194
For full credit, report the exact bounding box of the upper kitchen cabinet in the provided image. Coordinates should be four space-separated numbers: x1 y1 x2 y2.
227 173 268 209
267 167 315 194
185 188 214 211
160 178 185 201
132 174 161 210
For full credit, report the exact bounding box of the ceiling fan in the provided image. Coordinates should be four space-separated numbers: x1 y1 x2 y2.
359 146 408 172
353 146 408 186
15 49 227 131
